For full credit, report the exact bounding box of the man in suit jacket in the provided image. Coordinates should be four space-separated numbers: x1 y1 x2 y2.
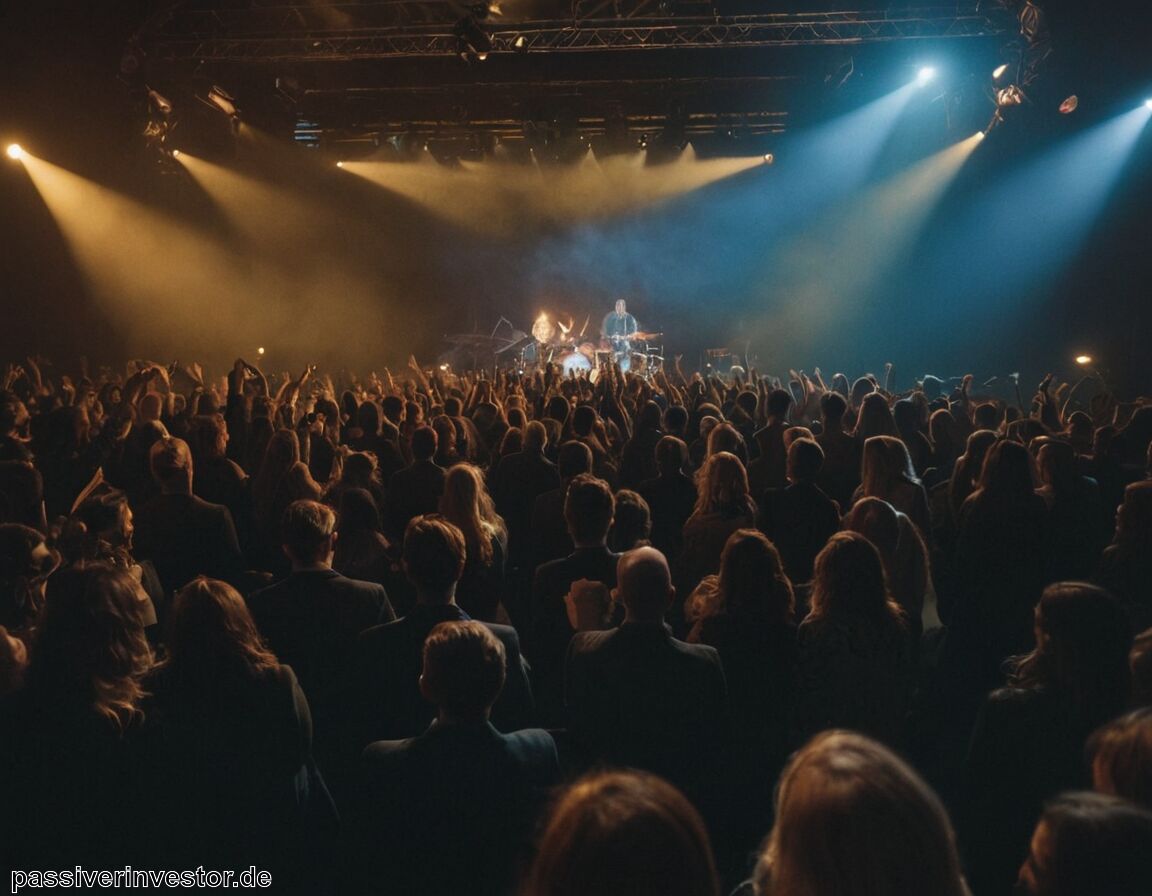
565 546 729 796
354 620 558 896
384 425 445 541
759 437 841 584
348 516 534 749
133 437 243 597
248 500 394 737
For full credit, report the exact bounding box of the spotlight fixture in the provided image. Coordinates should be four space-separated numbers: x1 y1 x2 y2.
992 64 1009 81
762 153 775 165
1145 98 1152 111
257 347 266 356
916 66 937 86
1075 354 1093 366
513 35 528 52
1058 95 1078 114
147 89 173 116
336 161 344 168
171 149 181 159
454 15 492 62
6 143 24 160
996 84 1025 108
207 86 238 118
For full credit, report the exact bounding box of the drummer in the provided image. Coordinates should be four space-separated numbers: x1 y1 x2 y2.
600 299 639 366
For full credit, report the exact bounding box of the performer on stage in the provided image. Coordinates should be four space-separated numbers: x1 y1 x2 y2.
601 299 638 368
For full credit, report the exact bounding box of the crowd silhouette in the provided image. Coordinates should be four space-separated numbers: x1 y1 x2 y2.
2 353 1152 895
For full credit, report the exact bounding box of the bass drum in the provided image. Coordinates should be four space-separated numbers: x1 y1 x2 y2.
560 351 592 377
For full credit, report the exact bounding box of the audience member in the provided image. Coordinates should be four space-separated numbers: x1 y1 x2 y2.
349 515 533 746
747 731 968 896
355 621 558 896
758 438 840 584
522 770 720 896
1016 792 1152 896
565 546 729 797
141 577 336 891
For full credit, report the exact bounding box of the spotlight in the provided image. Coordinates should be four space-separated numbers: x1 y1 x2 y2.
171 149 181 159
1059 96 1078 115
6 143 24 160
147 89 173 116
257 347 265 356
762 153 775 165
992 64 1009 81
996 85 1025 108
917 66 937 86
1075 354 1093 366
207 86 238 118
454 15 492 61
1145 98 1152 111
513 35 528 52
336 161 344 168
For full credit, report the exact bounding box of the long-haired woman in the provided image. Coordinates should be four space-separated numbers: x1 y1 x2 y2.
796 532 910 745
0 564 153 865
141 577 334 889
748 730 968 896
439 463 508 622
679 451 757 596
965 581 1132 895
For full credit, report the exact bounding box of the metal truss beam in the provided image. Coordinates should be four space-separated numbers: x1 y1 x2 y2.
144 7 1011 63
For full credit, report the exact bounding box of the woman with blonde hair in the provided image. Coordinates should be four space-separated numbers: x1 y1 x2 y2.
750 730 968 896
439 463 508 621
679 451 758 595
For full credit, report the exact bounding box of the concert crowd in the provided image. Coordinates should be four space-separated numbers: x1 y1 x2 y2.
1 351 1151 895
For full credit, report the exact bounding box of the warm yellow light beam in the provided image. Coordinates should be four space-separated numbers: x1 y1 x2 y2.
6 144 24 160
341 152 767 235
18 153 390 364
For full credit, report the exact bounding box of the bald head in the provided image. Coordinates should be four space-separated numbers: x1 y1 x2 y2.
617 546 674 623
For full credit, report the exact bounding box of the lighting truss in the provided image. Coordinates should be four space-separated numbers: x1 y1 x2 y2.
141 5 1012 63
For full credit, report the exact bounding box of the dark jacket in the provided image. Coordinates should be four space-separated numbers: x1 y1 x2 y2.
565 622 729 794
248 568 394 731
354 720 559 896
133 492 243 596
348 603 535 748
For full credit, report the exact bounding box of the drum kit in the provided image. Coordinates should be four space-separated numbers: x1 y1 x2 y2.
443 313 665 378
558 331 664 377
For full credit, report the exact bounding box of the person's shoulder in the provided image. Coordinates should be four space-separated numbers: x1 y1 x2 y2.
362 735 419 770
483 620 523 651
569 628 615 654
327 570 388 598
358 615 409 648
500 726 557 759
670 635 722 665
